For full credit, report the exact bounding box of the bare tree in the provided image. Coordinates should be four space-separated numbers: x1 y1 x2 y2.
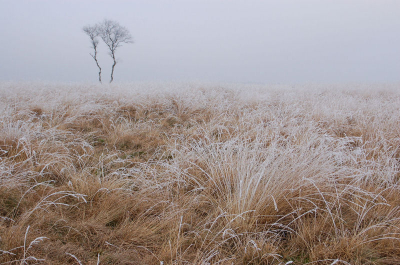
98 19 133 83
83 25 102 83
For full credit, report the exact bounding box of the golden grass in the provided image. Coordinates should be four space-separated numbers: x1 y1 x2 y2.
1 82 400 264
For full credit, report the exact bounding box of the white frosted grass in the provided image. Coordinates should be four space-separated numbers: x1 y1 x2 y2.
1 81 399 184
179 124 348 214
1 81 400 263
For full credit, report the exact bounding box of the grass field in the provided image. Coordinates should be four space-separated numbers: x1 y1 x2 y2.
1 82 400 264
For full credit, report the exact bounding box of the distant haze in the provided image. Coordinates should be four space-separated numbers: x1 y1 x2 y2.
1 0 400 84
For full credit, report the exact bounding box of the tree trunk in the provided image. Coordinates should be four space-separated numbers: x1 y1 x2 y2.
110 52 117 83
95 55 102 84
91 47 102 83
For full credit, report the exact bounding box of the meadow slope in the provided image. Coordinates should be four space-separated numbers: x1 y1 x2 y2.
1 82 400 264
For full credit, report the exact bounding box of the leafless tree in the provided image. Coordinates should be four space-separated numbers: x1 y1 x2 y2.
98 19 133 83
83 25 102 83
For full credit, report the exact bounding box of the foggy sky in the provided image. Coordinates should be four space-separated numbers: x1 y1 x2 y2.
1 0 400 84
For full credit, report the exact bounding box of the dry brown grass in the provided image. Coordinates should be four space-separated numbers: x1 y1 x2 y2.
1 82 400 264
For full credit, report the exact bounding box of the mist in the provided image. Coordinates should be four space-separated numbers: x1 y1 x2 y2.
1 0 399 83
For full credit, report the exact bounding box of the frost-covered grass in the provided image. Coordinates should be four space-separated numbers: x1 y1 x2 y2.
0 82 400 264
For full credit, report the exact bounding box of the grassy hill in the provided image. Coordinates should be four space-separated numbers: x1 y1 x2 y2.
1 82 400 264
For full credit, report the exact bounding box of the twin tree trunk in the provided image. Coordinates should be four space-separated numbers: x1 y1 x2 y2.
90 48 116 84
92 52 116 84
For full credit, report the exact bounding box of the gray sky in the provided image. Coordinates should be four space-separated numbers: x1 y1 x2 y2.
1 0 400 83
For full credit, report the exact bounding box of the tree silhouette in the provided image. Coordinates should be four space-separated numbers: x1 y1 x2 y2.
83 19 133 83
83 25 102 83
